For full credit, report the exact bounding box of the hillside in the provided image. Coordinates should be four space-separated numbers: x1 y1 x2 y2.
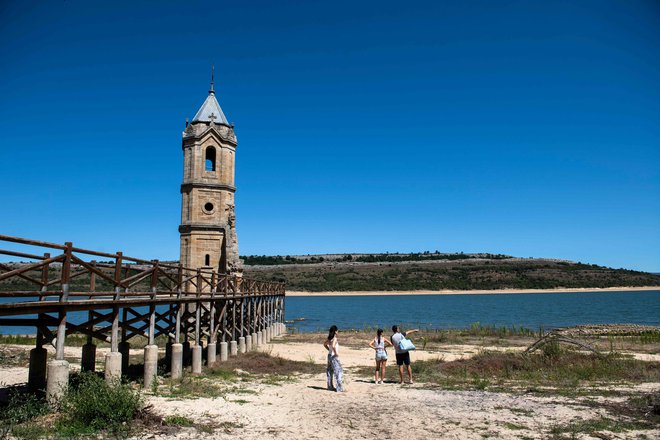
242 253 660 292
2 253 658 293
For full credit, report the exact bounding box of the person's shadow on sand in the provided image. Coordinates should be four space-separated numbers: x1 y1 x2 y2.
311 380 398 389
307 385 329 391
353 379 396 384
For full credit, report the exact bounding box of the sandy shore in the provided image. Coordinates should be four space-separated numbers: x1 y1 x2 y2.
146 341 658 439
1 336 659 439
286 286 660 296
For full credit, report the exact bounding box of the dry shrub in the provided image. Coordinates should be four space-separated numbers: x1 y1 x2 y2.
209 351 318 376
442 352 528 377
415 350 660 385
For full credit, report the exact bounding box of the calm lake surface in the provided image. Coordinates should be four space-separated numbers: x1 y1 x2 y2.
284 290 660 333
0 290 658 335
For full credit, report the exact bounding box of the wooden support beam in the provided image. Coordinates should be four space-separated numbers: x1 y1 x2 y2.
0 235 285 353
0 254 65 282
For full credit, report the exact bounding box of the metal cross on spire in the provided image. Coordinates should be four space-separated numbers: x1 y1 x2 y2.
209 65 215 94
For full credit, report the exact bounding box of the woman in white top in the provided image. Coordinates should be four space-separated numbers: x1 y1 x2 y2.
323 325 344 392
369 328 393 384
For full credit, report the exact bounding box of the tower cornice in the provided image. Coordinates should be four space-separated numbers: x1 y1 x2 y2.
178 223 227 234
182 123 237 146
180 182 236 193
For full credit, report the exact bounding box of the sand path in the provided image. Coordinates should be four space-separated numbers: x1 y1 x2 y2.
1 341 658 439
146 342 657 439
148 375 603 440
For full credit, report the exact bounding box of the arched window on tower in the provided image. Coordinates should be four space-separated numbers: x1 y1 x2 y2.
205 254 210 266
205 147 216 172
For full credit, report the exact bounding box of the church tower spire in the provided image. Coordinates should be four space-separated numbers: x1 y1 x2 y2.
179 73 241 278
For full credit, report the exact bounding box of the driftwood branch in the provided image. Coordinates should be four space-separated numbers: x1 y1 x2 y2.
525 331 603 356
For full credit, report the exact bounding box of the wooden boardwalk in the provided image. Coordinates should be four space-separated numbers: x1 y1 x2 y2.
0 234 285 400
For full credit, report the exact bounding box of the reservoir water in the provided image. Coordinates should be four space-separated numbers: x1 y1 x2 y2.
284 290 660 333
0 290 658 335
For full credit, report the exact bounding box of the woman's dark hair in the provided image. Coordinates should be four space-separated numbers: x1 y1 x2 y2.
392 325 399 333
377 328 383 344
328 325 338 340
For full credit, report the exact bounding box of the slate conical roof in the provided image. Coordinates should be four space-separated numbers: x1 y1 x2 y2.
192 89 229 125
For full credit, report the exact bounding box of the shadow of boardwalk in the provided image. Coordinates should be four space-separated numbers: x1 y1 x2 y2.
0 383 28 405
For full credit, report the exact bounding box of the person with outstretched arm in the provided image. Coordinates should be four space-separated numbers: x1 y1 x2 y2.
390 325 419 384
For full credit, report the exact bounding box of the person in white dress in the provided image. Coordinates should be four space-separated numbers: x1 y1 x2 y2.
323 325 344 392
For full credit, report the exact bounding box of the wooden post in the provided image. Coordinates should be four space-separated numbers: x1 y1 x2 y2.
28 252 51 392
210 272 217 344
195 269 202 346
246 298 252 336
149 261 158 346
260 297 265 331
38 252 50 346
55 243 72 360
121 307 128 344
240 298 245 338
253 297 258 332
40 252 50 300
81 261 97 372
89 261 96 343
111 252 123 353
175 264 183 344
268 295 273 329
231 279 237 341
279 296 285 324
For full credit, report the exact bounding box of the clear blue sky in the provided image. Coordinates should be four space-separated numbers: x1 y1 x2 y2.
1 1 658 271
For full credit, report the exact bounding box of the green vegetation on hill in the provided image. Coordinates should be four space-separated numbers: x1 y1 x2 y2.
241 252 511 266
243 256 660 291
2 254 658 293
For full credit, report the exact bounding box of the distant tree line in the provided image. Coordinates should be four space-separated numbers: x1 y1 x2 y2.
351 252 511 263
240 252 512 266
240 255 328 266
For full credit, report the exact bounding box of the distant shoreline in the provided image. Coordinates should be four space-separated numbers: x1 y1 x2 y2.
286 286 660 297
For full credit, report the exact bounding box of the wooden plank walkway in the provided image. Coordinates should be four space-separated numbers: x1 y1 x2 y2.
0 234 286 399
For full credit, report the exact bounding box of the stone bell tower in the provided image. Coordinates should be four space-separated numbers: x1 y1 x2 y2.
179 70 241 274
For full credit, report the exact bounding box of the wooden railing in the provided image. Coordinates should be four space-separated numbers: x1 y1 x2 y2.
0 234 285 357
